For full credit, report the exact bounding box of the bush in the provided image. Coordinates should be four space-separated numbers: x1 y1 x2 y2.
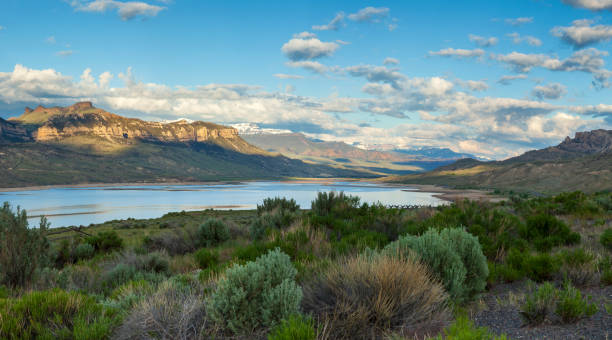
0 289 119 339
267 314 316 340
208 248 302 335
333 229 388 254
439 228 489 300
115 280 206 340
0 202 49 287
302 253 449 340
432 315 508 340
197 218 230 247
382 228 469 302
258 197 300 215
520 282 556 325
601 229 612 252
86 230 123 253
310 191 360 218
601 268 612 285
503 248 561 282
194 248 219 269
143 228 198 255
560 248 597 287
555 282 598 323
251 209 298 240
73 243 95 261
520 214 580 252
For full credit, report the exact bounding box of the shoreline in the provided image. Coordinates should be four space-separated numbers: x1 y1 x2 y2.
0 179 504 203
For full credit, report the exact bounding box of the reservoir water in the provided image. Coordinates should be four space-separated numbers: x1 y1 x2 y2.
0 181 446 228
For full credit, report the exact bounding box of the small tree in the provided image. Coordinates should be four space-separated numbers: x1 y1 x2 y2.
0 202 49 287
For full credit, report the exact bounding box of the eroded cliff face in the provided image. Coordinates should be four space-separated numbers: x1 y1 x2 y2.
8 102 265 154
0 118 31 142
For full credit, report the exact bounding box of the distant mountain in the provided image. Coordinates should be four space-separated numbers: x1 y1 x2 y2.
387 130 612 194
392 147 477 160
241 131 471 175
0 102 370 188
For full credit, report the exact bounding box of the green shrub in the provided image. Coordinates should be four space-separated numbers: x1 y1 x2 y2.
197 218 230 247
0 202 49 287
439 228 489 300
433 315 508 340
251 209 298 240
560 248 597 287
601 229 612 252
208 248 302 335
383 228 473 302
73 243 95 261
258 197 300 215
333 229 388 254
302 253 449 339
601 268 612 285
142 228 198 256
520 214 580 252
268 314 316 340
555 282 598 323
86 231 123 253
310 191 360 218
503 248 561 282
232 242 276 263
520 282 556 325
194 248 219 269
0 289 119 339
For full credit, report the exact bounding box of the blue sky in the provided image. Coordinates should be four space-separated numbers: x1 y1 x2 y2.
1 0 612 158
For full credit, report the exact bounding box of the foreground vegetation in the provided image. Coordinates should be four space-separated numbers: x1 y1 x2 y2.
0 190 611 339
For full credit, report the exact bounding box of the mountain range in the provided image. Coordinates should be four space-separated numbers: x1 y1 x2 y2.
0 102 370 188
387 129 612 194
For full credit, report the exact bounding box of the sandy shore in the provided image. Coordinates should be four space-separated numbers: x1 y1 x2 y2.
401 184 507 203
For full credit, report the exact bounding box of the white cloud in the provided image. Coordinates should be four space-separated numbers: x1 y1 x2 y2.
69 0 165 20
505 17 533 26
312 12 345 31
285 61 331 74
293 31 317 39
531 83 567 100
348 7 389 22
281 36 339 61
56 50 74 57
388 23 398 31
507 32 542 46
456 79 489 92
497 74 528 85
345 65 406 89
274 73 304 79
494 48 612 86
561 0 612 11
429 48 485 59
46 36 56 44
383 57 399 65
551 19 612 48
468 34 498 47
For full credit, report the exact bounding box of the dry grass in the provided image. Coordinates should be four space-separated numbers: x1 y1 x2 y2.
302 253 450 340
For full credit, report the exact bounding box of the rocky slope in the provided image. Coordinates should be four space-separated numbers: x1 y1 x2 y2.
10 102 263 154
0 103 370 187
387 130 612 193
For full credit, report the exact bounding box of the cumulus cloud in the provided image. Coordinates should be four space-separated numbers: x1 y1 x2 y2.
56 50 74 57
531 83 567 100
429 48 485 59
274 73 304 79
345 65 406 89
561 0 612 11
281 36 339 61
312 12 345 31
383 57 399 65
456 79 489 91
285 61 331 74
507 32 542 46
551 19 612 49
505 17 533 26
494 48 612 87
468 34 498 47
348 7 389 22
69 0 165 20
497 74 528 85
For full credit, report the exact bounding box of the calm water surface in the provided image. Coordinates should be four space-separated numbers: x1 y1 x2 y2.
0 181 446 228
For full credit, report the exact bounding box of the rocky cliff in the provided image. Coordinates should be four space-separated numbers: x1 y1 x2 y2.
7 102 264 154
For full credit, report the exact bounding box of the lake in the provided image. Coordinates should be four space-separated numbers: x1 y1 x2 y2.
0 181 446 228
